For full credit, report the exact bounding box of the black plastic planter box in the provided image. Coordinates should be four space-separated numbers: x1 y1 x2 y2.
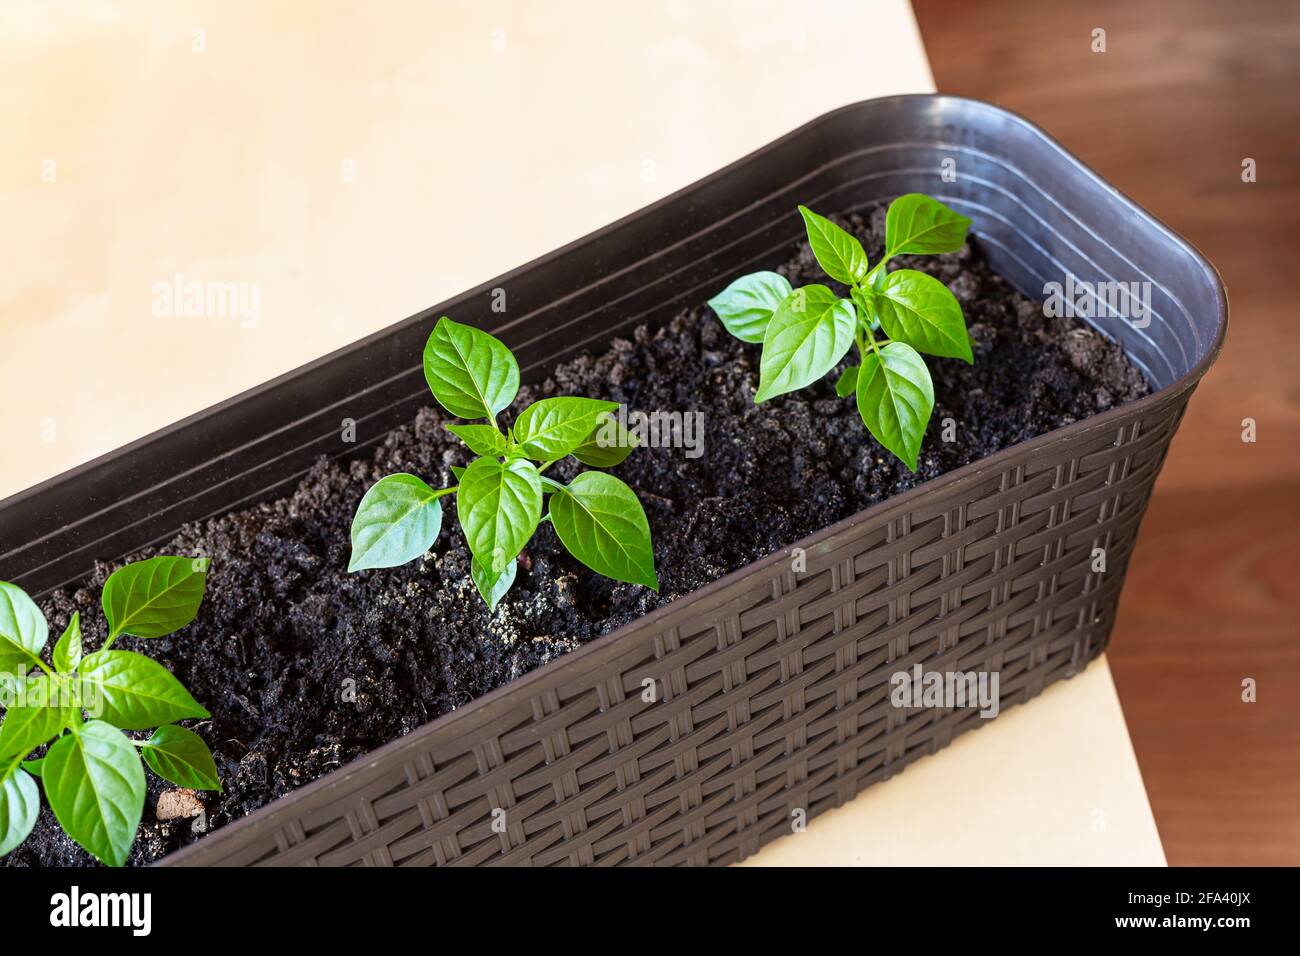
0 95 1226 866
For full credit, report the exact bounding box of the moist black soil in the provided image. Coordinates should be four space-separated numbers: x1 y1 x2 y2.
10 206 1149 866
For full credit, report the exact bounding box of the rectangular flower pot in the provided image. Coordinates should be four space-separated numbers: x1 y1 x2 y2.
0 95 1226 866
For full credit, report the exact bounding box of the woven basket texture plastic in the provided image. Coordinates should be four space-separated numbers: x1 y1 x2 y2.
0 97 1225 866
177 400 1191 867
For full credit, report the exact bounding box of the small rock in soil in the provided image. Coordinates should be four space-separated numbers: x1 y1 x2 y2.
156 790 205 821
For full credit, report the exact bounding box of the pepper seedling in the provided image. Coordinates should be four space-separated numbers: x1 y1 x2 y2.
708 194 973 470
348 317 657 608
0 556 220 866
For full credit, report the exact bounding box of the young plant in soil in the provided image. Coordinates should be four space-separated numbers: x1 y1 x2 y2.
708 194 973 470
349 316 658 607
0 556 219 866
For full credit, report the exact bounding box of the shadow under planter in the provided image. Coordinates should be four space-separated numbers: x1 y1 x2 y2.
0 95 1227 866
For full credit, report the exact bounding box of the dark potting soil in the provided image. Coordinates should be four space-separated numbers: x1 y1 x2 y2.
10 205 1149 866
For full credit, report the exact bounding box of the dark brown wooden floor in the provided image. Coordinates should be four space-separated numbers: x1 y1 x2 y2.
913 0 1300 865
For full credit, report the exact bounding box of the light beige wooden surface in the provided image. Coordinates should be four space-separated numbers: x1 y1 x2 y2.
0 0 1163 866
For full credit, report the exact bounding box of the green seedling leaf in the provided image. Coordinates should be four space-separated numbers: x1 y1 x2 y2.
457 457 543 573
0 675 73 760
711 197 971 477
514 397 619 461
0 582 47 674
874 270 973 363
884 193 971 257
140 725 221 791
851 286 881 330
0 767 39 857
856 342 934 471
445 423 507 458
423 316 519 421
43 721 145 867
550 472 658 590
571 412 638 468
755 286 856 403
351 314 659 606
835 365 859 398
53 612 82 674
470 556 516 611
798 206 869 285
102 555 208 640
707 271 793 343
0 562 217 863
78 650 210 730
349 474 444 572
